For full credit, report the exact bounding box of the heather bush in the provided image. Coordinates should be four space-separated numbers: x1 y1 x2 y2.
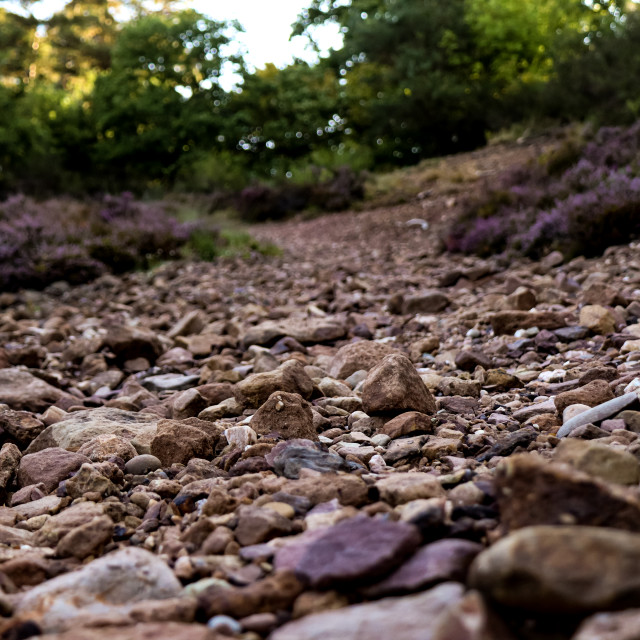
446 122 640 260
0 194 201 291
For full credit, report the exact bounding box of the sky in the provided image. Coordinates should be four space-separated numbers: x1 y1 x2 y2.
1 0 344 79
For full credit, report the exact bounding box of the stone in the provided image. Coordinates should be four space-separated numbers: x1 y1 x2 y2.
40 623 217 640
363 539 483 597
0 369 73 412
437 377 481 398
476 427 537 462
376 473 445 506
380 412 433 439
362 353 436 415
408 336 440 361
0 523 36 546
554 439 640 485
13 495 62 519
512 399 556 423
26 408 161 455
455 350 493 372
554 380 615 415
237 360 314 408
328 341 396 380
77 434 137 463
65 463 118 499
618 410 640 433
14 547 182 632
558 393 640 437
198 570 304 620
275 474 368 507
170 388 208 419
104 325 163 363
272 583 503 640
506 286 536 311
563 404 591 423
142 374 200 392
124 454 162 475
470 525 640 613
289 515 420 588
234 505 295 546
490 311 566 336
574 609 640 640
0 407 45 445
402 290 450 315
495 454 640 532
250 391 317 440
198 397 243 420
18 448 90 493
35 501 106 546
0 443 21 489
55 515 114 559
224 425 257 449
150 420 215 466
580 305 616 335
265 440 350 479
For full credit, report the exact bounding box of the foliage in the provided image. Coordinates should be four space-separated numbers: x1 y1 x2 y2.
446 121 640 260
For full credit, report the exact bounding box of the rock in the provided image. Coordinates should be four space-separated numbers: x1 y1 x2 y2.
124 454 162 475
77 434 138 462
328 341 396 380
557 393 640 437
580 305 616 335
380 412 433 439
250 392 317 440
363 539 483 597
169 388 207 420
0 443 21 489
234 505 294 546
476 427 537 463
495 454 640 531
437 377 481 398
402 291 450 315
272 583 503 640
0 523 36 546
167 310 206 339
408 336 440 361
55 515 114 559
573 609 640 640
142 374 200 393
13 494 61 518
275 474 368 507
288 515 420 588
490 311 566 336
512 399 556 423
26 408 161 455
198 397 243 420
470 525 640 613
18 448 90 493
242 317 346 348
224 425 257 449
554 439 640 485
150 420 215 466
14 547 182 632
65 463 118 499
506 287 536 311
40 623 217 640
563 404 591 423
104 326 163 363
554 380 615 415
0 369 72 412
265 440 350 478
198 570 304 620
35 501 106 546
455 350 493 372
0 407 45 445
362 353 436 415
376 473 445 506
237 360 314 408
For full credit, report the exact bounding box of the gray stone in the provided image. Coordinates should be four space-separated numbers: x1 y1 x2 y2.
124 454 162 475
558 393 639 437
265 440 350 479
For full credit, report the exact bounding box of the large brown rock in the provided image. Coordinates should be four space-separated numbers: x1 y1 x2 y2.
329 340 396 380
470 525 640 613
150 419 215 466
554 379 615 415
490 311 566 336
380 412 433 439
26 408 161 455
18 447 90 493
0 407 46 445
237 360 314 408
362 353 436 415
104 325 163 363
242 317 346 348
0 369 73 412
251 392 317 441
495 454 640 532
579 305 616 335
